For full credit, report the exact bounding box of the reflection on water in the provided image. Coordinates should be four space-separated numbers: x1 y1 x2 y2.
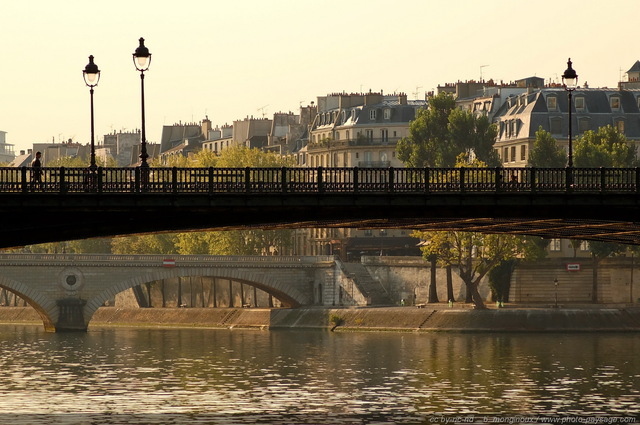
0 326 638 423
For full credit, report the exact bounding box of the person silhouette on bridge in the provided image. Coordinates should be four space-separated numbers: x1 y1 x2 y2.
31 151 43 191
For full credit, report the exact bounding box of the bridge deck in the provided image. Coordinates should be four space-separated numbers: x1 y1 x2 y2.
1 166 639 247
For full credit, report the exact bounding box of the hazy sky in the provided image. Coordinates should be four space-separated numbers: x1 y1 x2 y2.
1 0 638 153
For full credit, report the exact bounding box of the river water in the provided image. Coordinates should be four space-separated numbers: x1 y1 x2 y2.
0 326 637 424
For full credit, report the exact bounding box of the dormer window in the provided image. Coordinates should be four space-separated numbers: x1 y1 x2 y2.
341 111 346 123
547 96 557 111
610 96 621 110
370 109 377 120
351 109 357 120
575 96 585 112
383 108 391 120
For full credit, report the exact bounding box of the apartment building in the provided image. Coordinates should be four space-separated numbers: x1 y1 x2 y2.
0 131 15 163
307 91 426 168
492 87 640 166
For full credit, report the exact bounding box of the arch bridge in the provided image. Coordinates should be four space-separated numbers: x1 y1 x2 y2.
0 254 343 332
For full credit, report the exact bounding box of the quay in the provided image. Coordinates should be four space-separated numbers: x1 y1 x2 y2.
1 305 639 332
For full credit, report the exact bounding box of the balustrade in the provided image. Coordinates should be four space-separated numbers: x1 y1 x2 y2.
0 166 638 195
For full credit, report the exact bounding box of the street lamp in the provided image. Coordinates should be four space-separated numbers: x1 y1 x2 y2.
562 58 578 168
82 55 100 170
133 37 151 167
554 277 559 308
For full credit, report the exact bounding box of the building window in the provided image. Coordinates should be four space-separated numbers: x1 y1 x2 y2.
616 119 625 134
346 130 350 140
520 145 527 161
503 147 509 162
510 146 516 162
575 96 585 111
343 152 348 166
383 108 391 119
341 111 346 123
381 129 388 142
393 131 397 137
351 109 357 120
610 96 621 110
364 230 372 236
334 131 339 140
547 96 557 110
370 109 377 120
550 239 561 251
365 129 374 142
578 118 590 133
580 241 590 251
550 118 562 135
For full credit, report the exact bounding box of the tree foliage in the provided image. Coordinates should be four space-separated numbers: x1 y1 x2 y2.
154 146 294 169
574 125 637 167
111 234 178 255
528 127 566 167
397 92 499 167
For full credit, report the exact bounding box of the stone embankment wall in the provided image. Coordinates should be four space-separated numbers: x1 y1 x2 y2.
512 258 637 304
2 306 640 332
360 256 490 303
362 256 639 305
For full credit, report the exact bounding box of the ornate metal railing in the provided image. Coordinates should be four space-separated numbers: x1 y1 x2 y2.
1 166 639 194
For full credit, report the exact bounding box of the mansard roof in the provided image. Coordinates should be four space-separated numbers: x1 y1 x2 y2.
493 88 640 141
313 98 427 130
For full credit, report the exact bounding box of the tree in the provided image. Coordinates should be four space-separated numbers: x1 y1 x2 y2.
397 92 456 167
574 125 637 167
528 127 566 167
214 146 294 168
488 236 548 303
397 92 500 168
414 230 530 309
174 229 292 256
449 109 501 167
111 234 178 255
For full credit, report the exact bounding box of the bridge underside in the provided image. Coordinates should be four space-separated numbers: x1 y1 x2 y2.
1 192 640 248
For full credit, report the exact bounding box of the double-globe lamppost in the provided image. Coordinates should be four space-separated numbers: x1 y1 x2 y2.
82 55 100 171
562 58 578 168
133 37 151 167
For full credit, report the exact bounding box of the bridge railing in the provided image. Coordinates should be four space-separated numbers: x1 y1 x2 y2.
1 166 639 194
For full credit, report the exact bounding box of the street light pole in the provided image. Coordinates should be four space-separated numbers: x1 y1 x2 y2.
82 55 100 171
562 58 578 168
133 37 151 167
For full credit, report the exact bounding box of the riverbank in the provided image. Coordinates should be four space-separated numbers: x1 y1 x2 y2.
1 305 639 332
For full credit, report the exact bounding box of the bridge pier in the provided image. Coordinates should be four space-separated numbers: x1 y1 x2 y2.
55 298 87 332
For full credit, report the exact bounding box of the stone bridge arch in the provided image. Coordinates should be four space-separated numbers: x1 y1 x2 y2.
86 266 313 322
0 254 336 332
0 276 57 332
